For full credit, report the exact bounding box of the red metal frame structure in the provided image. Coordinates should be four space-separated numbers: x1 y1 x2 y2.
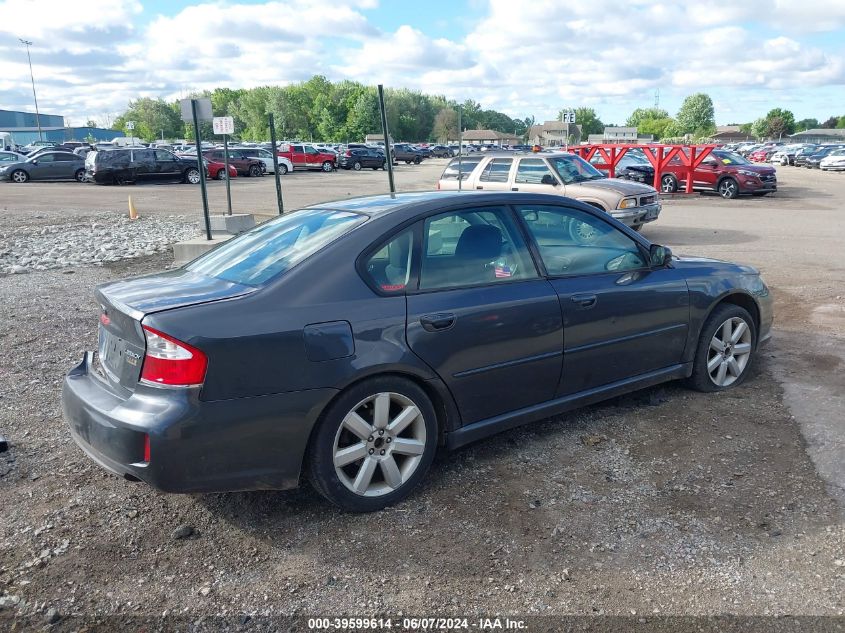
567 144 717 193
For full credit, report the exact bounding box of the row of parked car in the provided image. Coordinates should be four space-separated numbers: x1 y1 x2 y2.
721 141 845 170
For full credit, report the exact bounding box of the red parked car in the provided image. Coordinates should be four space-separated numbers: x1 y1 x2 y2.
748 145 781 163
203 149 263 177
177 153 237 180
660 149 777 199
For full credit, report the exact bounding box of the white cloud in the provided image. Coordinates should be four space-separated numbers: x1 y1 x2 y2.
0 0 843 126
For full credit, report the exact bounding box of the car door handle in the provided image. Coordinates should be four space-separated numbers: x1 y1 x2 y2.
476 186 483 190
420 313 456 332
511 187 518 191
571 294 597 309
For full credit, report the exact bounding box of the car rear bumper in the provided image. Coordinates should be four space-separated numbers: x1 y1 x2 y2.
62 352 338 493
610 202 661 226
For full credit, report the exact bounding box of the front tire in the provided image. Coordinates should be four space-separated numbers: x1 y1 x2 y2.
248 164 262 177
11 169 29 183
307 376 438 512
215 168 227 180
322 161 333 172
686 304 756 392
718 177 739 199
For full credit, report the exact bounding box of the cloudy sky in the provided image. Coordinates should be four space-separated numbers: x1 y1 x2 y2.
1 0 844 127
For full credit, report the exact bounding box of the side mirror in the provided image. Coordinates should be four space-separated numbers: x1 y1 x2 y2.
649 244 672 267
540 174 557 185
31 159 37 165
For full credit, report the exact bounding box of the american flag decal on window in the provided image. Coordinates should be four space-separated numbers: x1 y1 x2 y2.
494 264 513 278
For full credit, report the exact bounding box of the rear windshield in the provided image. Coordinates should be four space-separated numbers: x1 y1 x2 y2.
187 209 365 286
440 156 484 180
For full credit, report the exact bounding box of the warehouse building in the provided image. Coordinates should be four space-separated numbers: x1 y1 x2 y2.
0 109 122 146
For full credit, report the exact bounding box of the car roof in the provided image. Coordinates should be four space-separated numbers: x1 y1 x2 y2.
303 190 591 219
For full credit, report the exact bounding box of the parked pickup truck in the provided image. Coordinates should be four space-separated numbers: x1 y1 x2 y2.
277 143 337 172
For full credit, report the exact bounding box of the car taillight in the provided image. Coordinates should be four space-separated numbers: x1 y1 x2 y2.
140 326 207 387
345 150 352 157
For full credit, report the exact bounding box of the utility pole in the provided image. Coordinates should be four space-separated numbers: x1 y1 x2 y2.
20 39 43 142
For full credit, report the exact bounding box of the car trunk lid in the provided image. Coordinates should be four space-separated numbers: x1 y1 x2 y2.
92 270 256 394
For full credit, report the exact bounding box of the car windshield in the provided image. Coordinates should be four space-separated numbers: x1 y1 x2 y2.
712 151 749 165
186 209 365 286
548 155 605 184
830 149 845 156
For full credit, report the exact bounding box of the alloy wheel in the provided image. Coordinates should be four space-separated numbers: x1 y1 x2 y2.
719 179 738 198
332 392 427 497
12 170 28 183
661 175 676 193
186 169 201 184
707 317 752 387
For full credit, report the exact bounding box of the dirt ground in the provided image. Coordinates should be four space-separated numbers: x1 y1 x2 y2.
0 161 843 628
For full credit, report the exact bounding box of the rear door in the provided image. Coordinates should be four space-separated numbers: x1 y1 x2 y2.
514 203 690 396
404 204 563 424
290 145 307 168
472 157 514 191
155 149 181 180
53 153 83 179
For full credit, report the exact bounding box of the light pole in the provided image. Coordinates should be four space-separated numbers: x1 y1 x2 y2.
20 39 43 142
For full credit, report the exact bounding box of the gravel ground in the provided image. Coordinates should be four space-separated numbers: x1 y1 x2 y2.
0 165 843 629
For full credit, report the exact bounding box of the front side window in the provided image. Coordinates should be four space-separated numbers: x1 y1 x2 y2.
514 158 555 184
32 153 55 163
548 155 604 184
305 146 319 155
363 229 414 293
420 207 536 290
479 158 513 183
517 205 647 276
187 209 365 286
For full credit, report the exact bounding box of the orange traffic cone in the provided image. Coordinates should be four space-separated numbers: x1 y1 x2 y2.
128 195 138 220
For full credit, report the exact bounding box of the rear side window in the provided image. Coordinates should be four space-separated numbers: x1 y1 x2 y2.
187 209 365 286
363 229 414 293
479 158 513 183
440 156 483 180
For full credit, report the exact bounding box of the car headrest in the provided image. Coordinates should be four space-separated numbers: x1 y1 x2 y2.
455 225 502 260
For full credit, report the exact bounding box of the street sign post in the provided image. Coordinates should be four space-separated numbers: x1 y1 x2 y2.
181 98 212 123
188 99 212 240
377 84 395 195
213 117 235 216
268 113 284 215
125 121 135 130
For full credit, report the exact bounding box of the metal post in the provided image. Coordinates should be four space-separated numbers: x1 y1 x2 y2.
457 105 463 191
268 112 284 214
222 134 233 216
20 39 42 142
191 99 212 241
377 84 395 194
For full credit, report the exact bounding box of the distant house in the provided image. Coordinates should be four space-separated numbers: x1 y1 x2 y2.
585 127 654 144
789 128 845 144
711 125 754 142
528 120 583 146
461 129 519 146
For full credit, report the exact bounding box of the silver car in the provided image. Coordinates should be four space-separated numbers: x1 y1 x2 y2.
0 150 87 183
437 152 661 230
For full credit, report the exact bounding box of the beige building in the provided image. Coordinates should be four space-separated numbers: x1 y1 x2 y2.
460 129 520 146
528 120 583 146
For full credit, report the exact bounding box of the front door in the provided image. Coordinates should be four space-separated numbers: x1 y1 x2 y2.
154 149 180 180
405 205 563 424
514 203 690 396
508 157 561 194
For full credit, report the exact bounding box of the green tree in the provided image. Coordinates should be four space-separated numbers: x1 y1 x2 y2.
626 107 669 127
821 116 839 128
752 117 768 139
837 116 845 129
346 88 381 141
112 97 182 141
739 123 753 134
675 93 716 136
795 118 818 131
637 117 674 140
84 119 97 127
558 107 602 136
432 108 458 142
762 108 795 138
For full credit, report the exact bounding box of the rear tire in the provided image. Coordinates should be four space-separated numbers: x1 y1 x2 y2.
279 164 288 175
307 376 438 512
686 304 756 393
352 161 362 171
414 156 421 164
660 174 677 193
74 169 86 182
185 168 201 185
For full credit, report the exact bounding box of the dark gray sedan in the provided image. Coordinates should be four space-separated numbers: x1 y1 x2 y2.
62 192 772 512
0 150 86 183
